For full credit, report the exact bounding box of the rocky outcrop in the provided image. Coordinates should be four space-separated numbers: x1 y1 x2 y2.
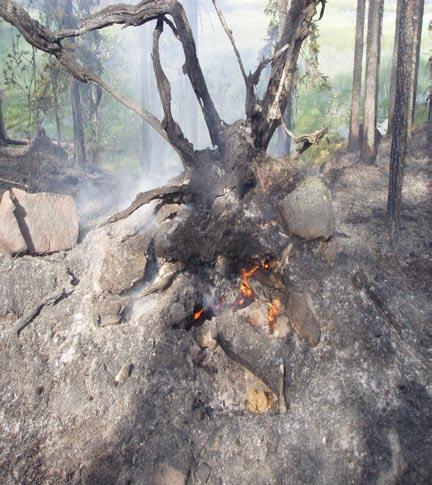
0 189 79 256
279 176 335 240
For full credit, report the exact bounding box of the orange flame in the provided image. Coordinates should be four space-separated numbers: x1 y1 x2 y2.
240 265 260 298
193 308 204 321
268 298 281 333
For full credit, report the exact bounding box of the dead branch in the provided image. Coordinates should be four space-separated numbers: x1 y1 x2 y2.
152 17 196 167
211 0 247 84
0 177 29 189
101 184 189 226
281 119 328 158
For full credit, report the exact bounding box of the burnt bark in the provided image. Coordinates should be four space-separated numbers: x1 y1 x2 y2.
388 0 402 135
387 0 414 241
348 0 366 152
361 0 384 165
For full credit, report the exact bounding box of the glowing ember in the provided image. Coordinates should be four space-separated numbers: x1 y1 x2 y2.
240 265 260 298
193 308 205 321
268 298 281 333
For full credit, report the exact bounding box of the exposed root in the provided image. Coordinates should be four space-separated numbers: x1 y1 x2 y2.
100 184 189 227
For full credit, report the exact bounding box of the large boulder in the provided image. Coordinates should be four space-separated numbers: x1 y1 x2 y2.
0 191 27 255
279 176 335 240
0 189 79 255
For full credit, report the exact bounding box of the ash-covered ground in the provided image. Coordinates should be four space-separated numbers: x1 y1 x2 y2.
0 127 431 484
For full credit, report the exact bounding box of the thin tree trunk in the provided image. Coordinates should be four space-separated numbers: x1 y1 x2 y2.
139 25 152 171
388 0 402 134
407 0 424 130
0 95 7 146
361 0 384 165
65 0 86 168
348 0 366 152
90 84 102 164
387 0 416 241
71 79 87 166
277 0 291 157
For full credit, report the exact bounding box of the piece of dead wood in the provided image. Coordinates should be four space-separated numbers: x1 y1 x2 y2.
15 287 74 336
278 358 288 414
0 177 29 189
352 270 403 336
281 121 328 159
100 185 189 227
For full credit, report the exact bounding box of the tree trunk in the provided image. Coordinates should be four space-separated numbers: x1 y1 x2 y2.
348 0 366 152
139 25 152 172
0 95 7 146
89 84 102 165
361 0 384 165
407 0 424 130
65 0 87 168
277 0 292 157
388 0 402 135
387 0 416 241
71 79 87 167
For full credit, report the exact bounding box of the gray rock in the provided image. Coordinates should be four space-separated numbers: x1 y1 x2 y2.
0 191 27 255
11 188 79 254
279 176 335 240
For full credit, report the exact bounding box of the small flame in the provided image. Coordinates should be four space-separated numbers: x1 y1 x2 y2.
240 265 260 298
268 298 281 333
193 308 204 321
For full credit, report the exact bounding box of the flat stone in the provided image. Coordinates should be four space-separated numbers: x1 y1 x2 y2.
286 292 321 346
0 190 27 255
99 233 150 295
151 464 186 485
11 188 79 254
279 176 335 240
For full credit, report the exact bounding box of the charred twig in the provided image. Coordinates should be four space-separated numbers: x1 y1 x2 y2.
0 177 28 189
352 270 404 337
101 184 189 226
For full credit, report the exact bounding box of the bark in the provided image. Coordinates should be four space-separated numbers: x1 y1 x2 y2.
89 84 102 164
387 0 415 241
348 0 366 152
361 0 384 165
